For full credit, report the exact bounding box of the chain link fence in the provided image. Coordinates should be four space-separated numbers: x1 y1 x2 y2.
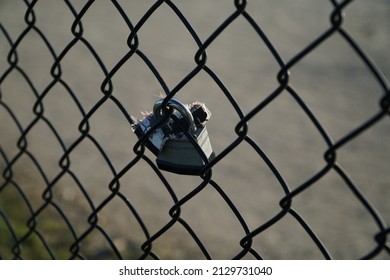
0 0 389 259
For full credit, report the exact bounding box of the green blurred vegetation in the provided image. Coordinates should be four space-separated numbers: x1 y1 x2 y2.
0 180 74 259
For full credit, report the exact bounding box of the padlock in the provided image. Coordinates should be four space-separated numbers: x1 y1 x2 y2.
153 99 214 175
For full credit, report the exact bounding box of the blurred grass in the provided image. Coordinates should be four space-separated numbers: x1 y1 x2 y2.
0 169 178 260
0 174 75 259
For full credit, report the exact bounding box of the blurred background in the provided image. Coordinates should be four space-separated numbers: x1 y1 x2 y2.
0 0 389 259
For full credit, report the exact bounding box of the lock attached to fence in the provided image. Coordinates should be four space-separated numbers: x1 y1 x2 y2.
132 98 214 175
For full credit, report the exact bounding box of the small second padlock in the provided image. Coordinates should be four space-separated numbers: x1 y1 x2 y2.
153 99 214 175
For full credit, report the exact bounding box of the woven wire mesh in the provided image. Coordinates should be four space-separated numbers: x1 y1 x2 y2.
0 0 389 259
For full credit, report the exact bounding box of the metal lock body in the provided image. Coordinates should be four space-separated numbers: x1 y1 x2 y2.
153 99 214 175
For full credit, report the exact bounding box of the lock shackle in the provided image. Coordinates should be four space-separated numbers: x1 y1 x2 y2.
153 98 196 133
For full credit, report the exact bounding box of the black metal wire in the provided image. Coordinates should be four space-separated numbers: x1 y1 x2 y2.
0 0 389 260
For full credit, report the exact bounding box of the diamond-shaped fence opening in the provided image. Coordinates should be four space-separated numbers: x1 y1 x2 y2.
0 0 389 260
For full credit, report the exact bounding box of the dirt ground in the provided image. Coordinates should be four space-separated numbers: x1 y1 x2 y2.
0 1 389 259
